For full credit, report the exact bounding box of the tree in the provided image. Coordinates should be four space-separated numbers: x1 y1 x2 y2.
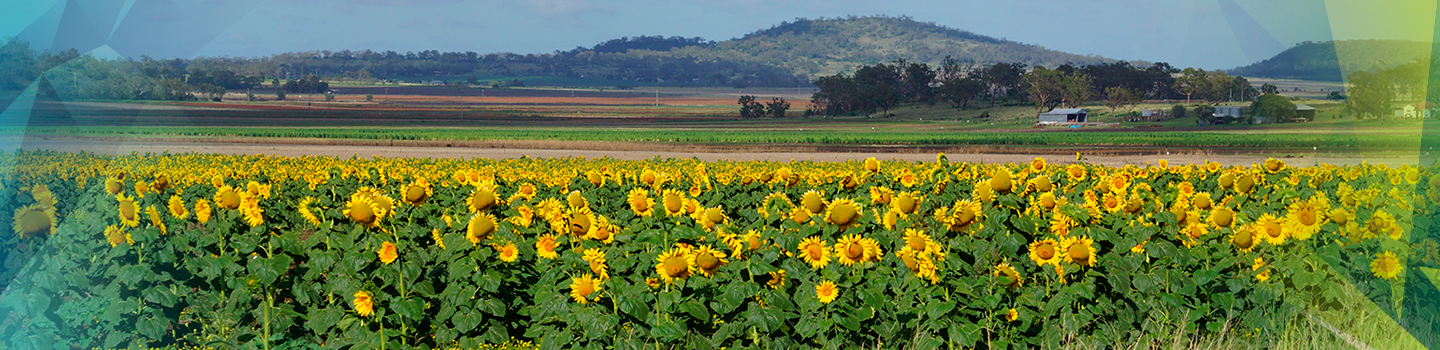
1251 93 1295 122
737 95 766 119
1346 70 1393 119
1260 83 1279 95
975 63 1025 107
939 76 982 108
1170 104 1186 119
1059 71 1093 108
765 97 790 118
854 63 902 116
1104 87 1139 115
1024 67 1065 111
1173 68 1207 103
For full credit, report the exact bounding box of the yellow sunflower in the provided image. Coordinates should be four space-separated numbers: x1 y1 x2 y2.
238 193 264 227
690 245 728 277
1371 251 1402 280
1028 238 1061 267
834 234 879 266
797 236 831 269
766 269 787 290
511 205 534 227
655 247 694 284
801 190 827 214
1284 198 1324 241
1006 308 1019 322
1208 207 1235 228
105 225 132 247
1263 158 1285 173
1105 173 1130 194
467 213 498 244
495 243 519 263
1062 235 1097 268
508 182 537 203
824 198 861 229
402 178 432 205
864 157 880 173
146 205 167 234
167 195 189 220
700 206 727 232
943 199 984 233
661 189 686 216
990 168 1014 194
815 280 839 304
343 194 384 229
194 198 211 224
12 204 55 239
353 291 374 317
758 192 791 220
1255 214 1286 245
1231 225 1257 252
377 241 398 264
467 184 500 213
590 216 616 244
569 274 603 304
627 188 655 217
432 229 446 250
116 194 140 228
298 196 322 227
535 234 560 259
870 186 894 205
993 261 1022 288
566 190 588 211
214 185 241 210
582 247 608 280
1066 164 1087 182
105 177 123 195
892 191 922 215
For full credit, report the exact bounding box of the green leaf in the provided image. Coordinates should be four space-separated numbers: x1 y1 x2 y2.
136 316 166 340
307 307 344 333
926 300 956 319
452 311 483 333
393 298 424 320
682 300 709 321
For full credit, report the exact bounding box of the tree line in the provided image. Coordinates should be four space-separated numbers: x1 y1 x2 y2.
808 58 1261 116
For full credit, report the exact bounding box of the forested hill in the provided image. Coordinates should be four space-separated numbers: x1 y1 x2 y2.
693 16 1114 78
1228 40 1434 81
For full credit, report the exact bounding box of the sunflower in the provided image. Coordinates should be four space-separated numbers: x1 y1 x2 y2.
432 229 446 250
467 184 500 213
1371 251 1403 280
115 194 140 227
1066 164 1087 182
897 247 940 284
1208 207 1235 228
297 196 322 227
815 280 839 304
30 184 55 208
1028 238 1061 267
824 198 861 229
583 247 608 280
700 206 726 231
105 177 123 195
758 192 791 220
1191 192 1213 210
1101 192 1125 213
194 198 212 224
870 186 894 205
1366 211 1397 240
1235 173 1256 194
566 191 588 211
238 193 264 227
655 247 694 284
1181 221 1209 247
801 190 827 214
105 225 132 247
743 230 766 252
535 234 560 259
1049 212 1077 238
1030 157 1048 173
12 204 55 239
510 205 534 227
569 274 603 304
897 169 920 188
344 195 384 229
402 178 432 205
1217 173 1236 189
892 191 921 215
990 168 1014 194
627 188 655 217
1255 214 1286 245
1283 199 1324 241
901 228 944 259
1231 225 1257 252
765 269 787 290
797 236 831 269
586 170 606 187
377 241 398 264
214 185 241 210
881 208 903 230
864 157 880 173
1263 158 1285 173
834 234 880 266
994 261 1022 288
1029 175 1054 193
353 291 374 317
1062 235 1097 268
147 205 167 234
661 189 686 216
943 199 984 233
590 216 616 244
790 206 812 224
467 213 498 244
690 245 728 277
972 179 995 203
508 182 537 203
166 195 189 220
495 243 519 263
1105 173 1130 194
1006 308 1019 322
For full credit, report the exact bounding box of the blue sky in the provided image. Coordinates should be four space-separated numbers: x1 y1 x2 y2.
2 0 1434 70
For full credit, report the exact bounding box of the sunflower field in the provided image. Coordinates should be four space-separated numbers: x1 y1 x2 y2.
0 150 1436 349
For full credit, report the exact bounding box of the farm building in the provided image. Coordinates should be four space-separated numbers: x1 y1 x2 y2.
1038 108 1088 123
1294 104 1316 121
1213 106 1242 119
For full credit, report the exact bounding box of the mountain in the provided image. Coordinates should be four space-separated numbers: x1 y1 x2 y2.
1228 40 1434 81
658 15 1115 78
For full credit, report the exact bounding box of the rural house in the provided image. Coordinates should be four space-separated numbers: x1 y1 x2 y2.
1294 104 1316 122
1038 108 1088 124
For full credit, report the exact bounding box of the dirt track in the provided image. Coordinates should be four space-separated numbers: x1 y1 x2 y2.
10 137 1425 167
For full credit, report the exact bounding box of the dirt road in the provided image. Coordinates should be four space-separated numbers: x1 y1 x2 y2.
10 137 1426 167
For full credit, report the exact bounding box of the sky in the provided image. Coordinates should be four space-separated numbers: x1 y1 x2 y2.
1 0 1436 70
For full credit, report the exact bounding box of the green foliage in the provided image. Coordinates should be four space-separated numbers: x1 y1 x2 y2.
1252 94 1297 121
1229 40 1433 82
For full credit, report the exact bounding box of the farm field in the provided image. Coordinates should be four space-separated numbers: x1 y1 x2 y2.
0 150 1435 349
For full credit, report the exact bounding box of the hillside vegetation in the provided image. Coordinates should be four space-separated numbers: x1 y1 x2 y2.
1229 40 1434 81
